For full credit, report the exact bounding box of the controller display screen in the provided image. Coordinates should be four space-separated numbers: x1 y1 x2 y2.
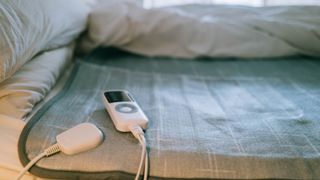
105 91 133 103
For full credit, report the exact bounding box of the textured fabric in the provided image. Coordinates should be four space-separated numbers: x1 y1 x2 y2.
0 115 29 179
80 2 320 58
0 63 74 180
0 44 74 120
20 49 320 179
0 0 93 83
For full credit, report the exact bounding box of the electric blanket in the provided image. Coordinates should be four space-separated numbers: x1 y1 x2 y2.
19 48 320 179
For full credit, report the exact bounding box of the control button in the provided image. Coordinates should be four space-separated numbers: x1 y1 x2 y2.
121 107 132 113
115 103 138 113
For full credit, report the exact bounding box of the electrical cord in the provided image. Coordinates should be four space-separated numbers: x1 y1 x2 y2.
140 135 148 180
16 123 146 180
15 123 103 180
129 125 149 180
15 143 61 180
137 134 149 180
136 136 146 180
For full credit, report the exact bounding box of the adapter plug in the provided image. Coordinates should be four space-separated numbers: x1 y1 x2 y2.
56 123 104 155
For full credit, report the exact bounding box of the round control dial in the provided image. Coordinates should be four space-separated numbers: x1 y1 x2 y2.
115 103 138 114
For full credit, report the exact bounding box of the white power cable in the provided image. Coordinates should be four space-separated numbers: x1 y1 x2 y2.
15 123 103 180
140 135 148 180
129 125 149 180
16 123 146 179
15 143 61 180
136 135 146 180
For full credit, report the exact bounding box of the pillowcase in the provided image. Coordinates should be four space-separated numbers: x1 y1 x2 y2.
0 44 74 119
0 0 93 83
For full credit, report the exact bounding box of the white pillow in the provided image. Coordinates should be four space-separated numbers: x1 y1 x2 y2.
0 44 74 119
0 0 92 83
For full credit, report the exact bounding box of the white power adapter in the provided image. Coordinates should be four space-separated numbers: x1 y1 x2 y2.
56 123 103 155
16 123 104 180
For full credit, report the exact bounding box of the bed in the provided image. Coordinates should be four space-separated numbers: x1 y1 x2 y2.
1 0 320 179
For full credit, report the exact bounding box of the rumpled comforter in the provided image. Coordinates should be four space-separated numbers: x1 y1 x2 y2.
80 1 320 58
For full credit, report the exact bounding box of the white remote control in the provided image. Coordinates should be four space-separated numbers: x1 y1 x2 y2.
102 90 148 132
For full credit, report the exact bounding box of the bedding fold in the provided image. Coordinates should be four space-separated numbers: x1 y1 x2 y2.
0 0 93 83
0 44 74 120
80 1 320 58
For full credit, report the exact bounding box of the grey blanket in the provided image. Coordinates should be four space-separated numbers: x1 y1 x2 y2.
19 48 320 179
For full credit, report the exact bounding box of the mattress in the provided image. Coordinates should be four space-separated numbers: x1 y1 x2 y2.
0 62 74 180
18 48 320 179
